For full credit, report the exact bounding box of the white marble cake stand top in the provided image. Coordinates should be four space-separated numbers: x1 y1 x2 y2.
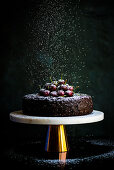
10 110 104 125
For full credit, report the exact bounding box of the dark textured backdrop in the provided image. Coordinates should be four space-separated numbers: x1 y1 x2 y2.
1 0 114 152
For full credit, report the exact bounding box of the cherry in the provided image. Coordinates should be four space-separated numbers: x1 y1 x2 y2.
49 84 56 91
39 89 45 96
43 90 50 96
68 86 73 91
58 79 65 85
66 84 69 86
53 81 58 86
57 90 64 96
45 83 51 90
60 84 68 91
50 91 58 97
65 90 73 97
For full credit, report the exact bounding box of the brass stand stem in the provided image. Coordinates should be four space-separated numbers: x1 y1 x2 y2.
45 125 68 152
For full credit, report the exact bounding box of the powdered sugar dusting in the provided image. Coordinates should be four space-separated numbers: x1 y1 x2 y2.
24 93 91 102
24 0 91 93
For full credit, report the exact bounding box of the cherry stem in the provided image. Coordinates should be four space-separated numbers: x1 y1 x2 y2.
39 85 41 89
61 73 63 80
65 79 67 84
50 76 53 82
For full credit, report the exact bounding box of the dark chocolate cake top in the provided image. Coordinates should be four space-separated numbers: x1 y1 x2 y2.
23 93 91 102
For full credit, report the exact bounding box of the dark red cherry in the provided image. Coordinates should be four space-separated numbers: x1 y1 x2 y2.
58 79 65 85
50 91 58 97
65 90 73 97
43 90 50 96
49 84 57 91
45 83 51 90
60 84 68 91
68 86 73 91
53 81 58 86
66 84 69 86
57 90 64 96
39 89 45 96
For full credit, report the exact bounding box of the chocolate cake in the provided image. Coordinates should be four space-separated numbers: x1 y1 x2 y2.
22 94 93 117
22 79 93 117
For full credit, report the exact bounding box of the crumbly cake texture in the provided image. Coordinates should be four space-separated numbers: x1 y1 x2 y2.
22 93 93 117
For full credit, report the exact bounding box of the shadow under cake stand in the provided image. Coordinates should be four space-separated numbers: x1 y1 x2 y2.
10 110 104 153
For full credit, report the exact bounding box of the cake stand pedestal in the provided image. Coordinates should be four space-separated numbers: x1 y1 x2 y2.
10 110 104 153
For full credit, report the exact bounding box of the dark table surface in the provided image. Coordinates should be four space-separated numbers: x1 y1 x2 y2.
1 136 114 170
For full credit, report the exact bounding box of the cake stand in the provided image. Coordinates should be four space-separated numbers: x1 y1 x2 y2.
10 110 104 153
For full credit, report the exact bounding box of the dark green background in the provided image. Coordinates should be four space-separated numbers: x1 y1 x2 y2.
1 0 114 148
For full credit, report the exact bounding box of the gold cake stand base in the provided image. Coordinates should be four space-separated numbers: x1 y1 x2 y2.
45 125 68 152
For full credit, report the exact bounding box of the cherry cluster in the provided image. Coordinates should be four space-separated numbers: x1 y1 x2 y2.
39 79 74 97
